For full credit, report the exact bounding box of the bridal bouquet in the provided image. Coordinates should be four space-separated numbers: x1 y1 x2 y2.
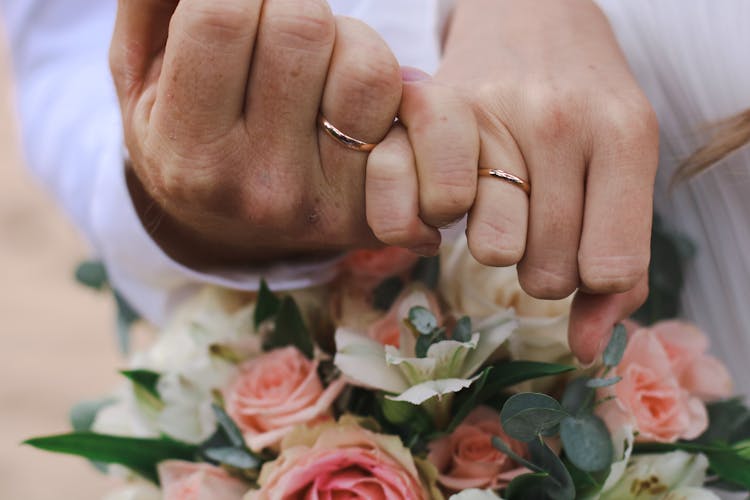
26 233 750 499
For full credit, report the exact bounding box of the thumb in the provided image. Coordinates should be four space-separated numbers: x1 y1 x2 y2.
568 274 649 365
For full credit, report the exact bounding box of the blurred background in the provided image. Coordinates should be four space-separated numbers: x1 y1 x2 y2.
0 30 123 498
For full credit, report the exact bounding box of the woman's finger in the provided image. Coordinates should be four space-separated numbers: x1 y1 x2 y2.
366 125 441 252
399 76 479 229
466 124 529 267
568 274 649 364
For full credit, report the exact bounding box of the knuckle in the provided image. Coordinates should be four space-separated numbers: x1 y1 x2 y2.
339 47 401 106
263 0 334 49
467 219 525 267
421 178 475 226
527 87 580 143
597 93 659 145
180 0 259 42
579 254 649 293
371 220 420 247
517 262 578 300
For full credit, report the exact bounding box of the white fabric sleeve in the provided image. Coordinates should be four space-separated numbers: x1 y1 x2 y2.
0 0 341 325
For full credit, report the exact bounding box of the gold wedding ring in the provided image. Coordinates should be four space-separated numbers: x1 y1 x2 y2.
318 114 377 152
478 168 531 195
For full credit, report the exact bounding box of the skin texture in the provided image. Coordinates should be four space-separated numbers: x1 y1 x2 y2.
112 0 658 363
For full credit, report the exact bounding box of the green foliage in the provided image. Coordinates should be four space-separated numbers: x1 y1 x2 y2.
500 393 568 442
253 279 281 328
561 377 594 416
411 256 440 289
602 323 627 367
198 405 263 480
496 437 575 500
586 376 622 389
372 276 404 311
114 291 139 354
695 398 750 446
452 316 473 343
559 414 613 472
69 398 116 473
74 260 108 290
262 296 314 359
24 433 197 484
408 306 438 335
120 369 161 400
633 215 695 324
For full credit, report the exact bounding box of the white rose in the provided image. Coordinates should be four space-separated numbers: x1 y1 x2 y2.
600 451 711 500
103 483 161 500
440 236 573 367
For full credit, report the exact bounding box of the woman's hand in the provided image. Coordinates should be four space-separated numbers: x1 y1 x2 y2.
112 0 407 267
388 0 658 362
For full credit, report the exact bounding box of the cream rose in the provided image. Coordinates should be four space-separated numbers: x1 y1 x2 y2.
440 237 572 366
158 460 249 500
224 346 346 452
428 406 527 492
248 416 434 499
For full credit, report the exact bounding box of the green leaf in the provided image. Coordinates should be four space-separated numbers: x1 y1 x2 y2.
414 333 433 359
695 398 750 445
372 276 404 311
69 398 116 473
504 472 551 500
492 436 544 473
445 367 493 433
476 361 576 405
24 432 197 483
602 324 627 367
114 291 139 354
263 296 314 358
203 447 260 470
408 306 438 335
380 397 417 425
254 279 281 328
120 369 161 400
564 458 608 499
586 376 622 389
74 260 108 290
561 377 595 416
411 256 440 289
501 393 569 442
452 316 473 343
70 399 115 433
500 438 575 500
211 404 245 449
560 414 613 472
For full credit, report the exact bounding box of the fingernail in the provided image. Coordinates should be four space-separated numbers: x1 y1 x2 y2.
401 66 431 82
409 244 439 256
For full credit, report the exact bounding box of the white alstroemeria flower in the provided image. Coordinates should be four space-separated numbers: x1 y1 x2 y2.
335 286 517 405
600 451 712 500
600 424 636 493
449 489 504 500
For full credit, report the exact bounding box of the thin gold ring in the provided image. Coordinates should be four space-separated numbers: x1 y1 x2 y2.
318 114 377 152
478 168 531 195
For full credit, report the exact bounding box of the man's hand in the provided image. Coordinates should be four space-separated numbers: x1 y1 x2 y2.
110 0 405 267
437 0 659 362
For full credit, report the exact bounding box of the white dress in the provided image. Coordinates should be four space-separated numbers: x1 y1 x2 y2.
595 0 750 399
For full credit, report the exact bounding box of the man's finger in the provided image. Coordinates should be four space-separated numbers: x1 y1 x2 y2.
153 0 263 137
110 0 177 105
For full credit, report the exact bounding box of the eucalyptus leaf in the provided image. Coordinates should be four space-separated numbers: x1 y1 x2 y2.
114 291 139 354
411 256 440 289
74 260 108 290
695 398 750 445
491 436 544 473
561 377 595 416
501 393 569 442
408 306 438 335
24 432 197 484
476 362 575 406
372 276 404 311
586 376 622 389
415 333 433 359
602 324 627 367
203 447 260 470
504 472 551 500
254 279 281 328
211 404 245 449
263 296 314 358
527 438 576 500
452 316 473 343
560 414 613 472
70 399 115 433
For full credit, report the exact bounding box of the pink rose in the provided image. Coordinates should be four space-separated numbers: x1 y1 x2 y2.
250 417 432 500
341 247 419 282
158 460 248 500
650 321 733 402
224 347 346 452
597 326 709 443
428 406 527 492
367 287 443 348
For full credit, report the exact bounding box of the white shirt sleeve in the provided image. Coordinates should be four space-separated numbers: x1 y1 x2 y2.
1 0 443 326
